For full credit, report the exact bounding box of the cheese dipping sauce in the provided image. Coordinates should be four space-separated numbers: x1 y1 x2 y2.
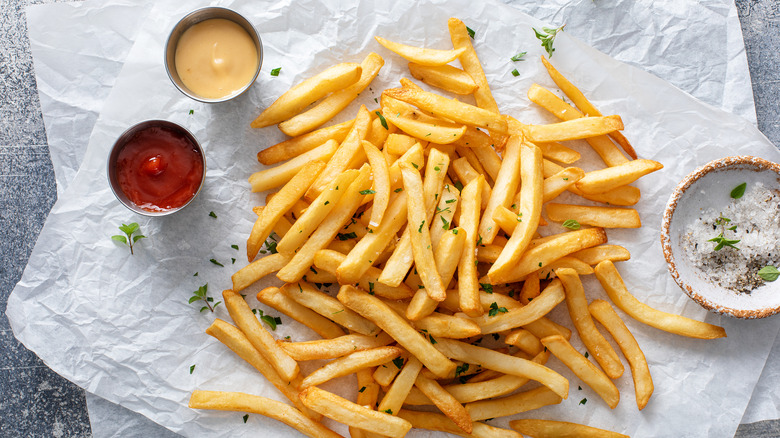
174 18 258 99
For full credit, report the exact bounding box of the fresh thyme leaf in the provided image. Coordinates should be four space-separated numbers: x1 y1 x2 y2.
511 69 520 77
375 111 388 130
418 220 425 233
190 364 196 374
730 182 747 199
511 51 527 62
759 266 779 282
210 258 224 267
111 235 127 244
562 219 581 230
260 314 279 330
189 283 218 312
270 67 281 76
533 25 565 58
466 26 476 39
188 109 194 115
209 211 217 218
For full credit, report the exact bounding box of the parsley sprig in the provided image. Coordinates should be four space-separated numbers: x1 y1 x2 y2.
708 215 740 251
533 25 565 58
111 222 146 255
189 283 221 312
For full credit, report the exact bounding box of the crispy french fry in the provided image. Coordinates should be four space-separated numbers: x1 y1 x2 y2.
479 136 522 244
299 386 412 438
247 161 325 261
448 18 500 115
384 133 417 156
572 245 631 265
523 115 624 143
505 328 544 356
408 63 478 95
281 282 379 336
363 140 391 228
301 346 403 389
313 249 413 299
471 145 503 184
547 203 641 228
249 140 338 193
375 36 466 66
279 332 394 361
385 110 467 144
541 167 585 203
510 419 629 438
541 334 620 408
399 410 523 438
575 159 663 194
258 120 353 165
543 159 641 205
351 368 381 438
203 321 317 419
556 268 624 379
458 176 484 317
232 253 292 292
337 285 456 378
451 156 492 209
537 256 594 280
190 391 338 437
256 287 346 339
366 112 393 147
518 271 540 305
222 290 300 381
430 182 460 253
524 316 572 340
465 386 563 422
415 374 472 433
590 299 653 409
467 279 565 334
279 53 384 137
537 141 581 164
407 227 466 320
594 261 727 339
374 358 404 387
251 63 362 128
378 356 423 416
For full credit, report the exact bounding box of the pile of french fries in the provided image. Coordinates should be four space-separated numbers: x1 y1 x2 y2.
189 18 727 438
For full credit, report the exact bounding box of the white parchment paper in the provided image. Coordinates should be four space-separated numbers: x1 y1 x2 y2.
15 0 780 436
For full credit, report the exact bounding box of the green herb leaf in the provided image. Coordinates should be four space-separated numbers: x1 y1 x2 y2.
132 234 146 243
533 25 565 58
383 409 393 414
243 414 249 423
579 398 587 405
480 283 493 294
440 216 450 230
392 357 405 369
375 111 388 130
394 188 403 193
360 189 377 195
488 302 508 317
418 220 425 233
455 363 470 377
210 258 224 267
466 26 476 39
511 51 527 62
190 365 196 374
209 211 217 218
359 386 366 393
270 67 281 76
730 182 747 199
260 314 278 330
337 232 358 241
188 109 194 115
111 235 127 244
562 219 581 230
511 69 520 77
231 244 239 250
758 266 780 282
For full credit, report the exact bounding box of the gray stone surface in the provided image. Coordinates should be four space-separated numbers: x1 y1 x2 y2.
0 0 778 437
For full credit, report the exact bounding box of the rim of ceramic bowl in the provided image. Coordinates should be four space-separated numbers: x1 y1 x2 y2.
164 7 263 103
660 155 780 319
106 119 206 217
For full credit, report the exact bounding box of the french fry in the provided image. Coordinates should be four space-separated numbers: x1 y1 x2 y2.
537 141 581 164
524 316 572 340
541 334 620 409
278 53 384 137
408 63 478 95
413 311 481 339
434 338 568 398
594 261 727 339
366 112 393 147
351 368 381 438
556 268 624 379
415 374 473 433
363 140 391 228
203 320 316 418
399 409 523 438
407 227 466 320
440 288 523 314
384 133 417 156
510 419 629 438
575 159 663 195
448 18 500 115
539 56 638 160
277 165 371 282
222 290 300 382
247 161 325 261
374 358 404 387
452 127 492 149
471 145 503 184
313 249 413 299
384 109 467 144
299 386 412 438
541 167 585 203
537 256 594 280
547 203 641 229
465 386 563 422
337 285 457 378
572 244 631 265
451 156 492 209
375 36 466 66
256 287 346 339
489 142 543 281
251 63 363 128
249 140 338 193
505 328 544 356
258 119 353 165
491 228 608 283
518 271 540 305
458 176 484 317
279 332 394 361
301 346 403 389
281 282 379 336
388 141 425 190
430 182 460 253
467 279 565 334
523 115 624 143
189 391 339 437
590 299 653 409
377 356 423 416
479 136 522 244
232 253 292 292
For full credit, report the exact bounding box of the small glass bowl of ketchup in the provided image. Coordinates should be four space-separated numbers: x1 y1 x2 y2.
107 120 205 216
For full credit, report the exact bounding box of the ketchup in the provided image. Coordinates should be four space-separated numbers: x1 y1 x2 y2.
115 126 203 212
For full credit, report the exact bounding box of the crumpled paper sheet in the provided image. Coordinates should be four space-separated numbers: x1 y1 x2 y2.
13 0 780 437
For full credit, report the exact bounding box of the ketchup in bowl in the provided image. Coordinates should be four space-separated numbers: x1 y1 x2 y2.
108 120 205 215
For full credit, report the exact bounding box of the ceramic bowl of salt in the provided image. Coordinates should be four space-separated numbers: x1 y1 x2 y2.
661 156 780 319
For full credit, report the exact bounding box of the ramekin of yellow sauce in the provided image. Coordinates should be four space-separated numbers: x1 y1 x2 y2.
165 8 262 103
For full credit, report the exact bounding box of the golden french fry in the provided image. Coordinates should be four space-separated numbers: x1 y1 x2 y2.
247 161 325 261
556 268 624 379
232 253 292 292
575 159 663 195
249 140 338 193
299 386 412 438
279 332 394 361
399 410 523 438
408 63 477 95
279 53 384 137
590 299 653 409
430 182 460 253
572 244 631 265
384 133 417 156
313 249 413 299
524 316 572 340
277 165 371 282
448 18 500 115
541 167 585 203
434 338 568 398
518 271 540 305
547 203 641 229
467 279 565 334
479 136 522 244
385 110 467 144
451 156 492 209
541 334 620 409
374 358 404 387
337 285 456 378
189 391 338 437
537 141 581 164
251 63 362 128
415 374 473 433
465 386 563 422
378 356 423 416
256 287 345 339
505 328 544 356
413 311 481 339
222 290 300 381
388 142 424 190
510 419 629 438
375 36 466 66
281 282 379 336
203 320 317 419
458 176 484 317
594 261 727 339
439 288 523 314
301 346 403 389
471 145 503 184
258 120 353 165
351 368 381 438
366 112 394 148
543 158 641 205
537 256 594 280
363 140 391 228
407 227 466 321
523 115 624 143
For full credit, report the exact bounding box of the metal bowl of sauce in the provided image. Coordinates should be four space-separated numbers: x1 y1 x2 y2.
165 7 262 103
107 120 206 216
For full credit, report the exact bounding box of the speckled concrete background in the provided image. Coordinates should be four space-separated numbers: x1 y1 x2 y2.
1 0 779 437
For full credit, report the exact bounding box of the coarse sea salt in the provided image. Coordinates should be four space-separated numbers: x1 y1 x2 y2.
682 182 780 293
